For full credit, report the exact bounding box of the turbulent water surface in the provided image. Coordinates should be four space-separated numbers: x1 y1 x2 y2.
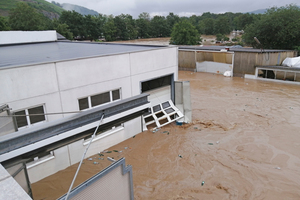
32 71 300 200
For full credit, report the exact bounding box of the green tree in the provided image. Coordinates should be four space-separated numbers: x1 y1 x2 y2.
170 20 201 45
233 13 255 30
114 14 137 40
50 19 73 40
214 16 231 35
9 2 46 31
166 12 180 34
136 12 151 38
199 18 215 35
150 16 169 37
59 10 86 39
103 15 117 41
243 5 300 50
0 16 10 31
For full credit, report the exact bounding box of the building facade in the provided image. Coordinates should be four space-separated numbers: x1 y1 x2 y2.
0 31 179 184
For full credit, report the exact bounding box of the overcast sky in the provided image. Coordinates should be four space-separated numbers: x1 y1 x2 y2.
48 0 299 18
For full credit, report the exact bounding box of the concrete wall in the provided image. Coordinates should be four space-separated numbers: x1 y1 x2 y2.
0 31 57 45
196 61 232 74
0 45 178 183
0 165 31 200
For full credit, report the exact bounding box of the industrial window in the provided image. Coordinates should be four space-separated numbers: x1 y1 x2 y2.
78 89 121 110
14 105 46 129
141 75 172 92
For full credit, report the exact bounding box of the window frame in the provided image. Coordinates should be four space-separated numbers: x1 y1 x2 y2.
14 104 46 130
78 88 121 111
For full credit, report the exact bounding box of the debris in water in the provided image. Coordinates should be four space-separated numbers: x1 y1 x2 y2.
275 167 281 170
163 131 169 133
113 150 118 152
208 143 214 145
176 121 183 126
195 154 197 156
194 127 198 129
167 132 170 135
201 181 205 186
119 150 123 153
235 94 238 96
88 158 93 161
98 153 104 157
124 147 128 150
289 107 293 109
178 154 182 158
216 141 220 144
98 158 104 160
93 162 99 164
106 151 112 153
133 135 136 138
152 128 160 133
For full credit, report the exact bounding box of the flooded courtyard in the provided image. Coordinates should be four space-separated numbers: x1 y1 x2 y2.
32 71 300 200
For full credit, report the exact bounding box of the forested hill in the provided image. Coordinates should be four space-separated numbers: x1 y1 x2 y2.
0 0 64 18
0 0 98 18
60 3 98 16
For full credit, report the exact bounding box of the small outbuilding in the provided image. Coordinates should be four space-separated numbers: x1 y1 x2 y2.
178 46 297 77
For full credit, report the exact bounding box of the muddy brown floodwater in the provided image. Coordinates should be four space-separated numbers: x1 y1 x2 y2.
32 71 300 200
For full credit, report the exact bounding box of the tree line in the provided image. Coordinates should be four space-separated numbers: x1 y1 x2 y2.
1 2 300 52
0 2 255 40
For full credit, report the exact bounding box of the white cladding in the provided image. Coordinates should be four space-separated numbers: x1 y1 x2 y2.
0 31 57 45
0 44 178 183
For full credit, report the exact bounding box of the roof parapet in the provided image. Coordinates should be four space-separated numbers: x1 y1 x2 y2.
0 30 57 45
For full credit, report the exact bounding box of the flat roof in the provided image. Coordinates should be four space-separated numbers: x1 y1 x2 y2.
179 46 296 53
0 41 166 69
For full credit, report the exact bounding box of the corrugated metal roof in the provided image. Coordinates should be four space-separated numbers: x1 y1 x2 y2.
0 41 164 68
179 46 295 53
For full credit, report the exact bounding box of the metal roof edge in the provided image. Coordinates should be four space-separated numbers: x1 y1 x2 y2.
0 42 177 70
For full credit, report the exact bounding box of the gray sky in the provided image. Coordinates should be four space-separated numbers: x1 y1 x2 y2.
48 0 299 18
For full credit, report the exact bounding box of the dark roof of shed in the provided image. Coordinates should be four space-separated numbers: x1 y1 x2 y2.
179 46 295 53
0 41 165 69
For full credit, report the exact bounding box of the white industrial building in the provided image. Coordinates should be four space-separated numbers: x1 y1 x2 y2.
0 31 190 198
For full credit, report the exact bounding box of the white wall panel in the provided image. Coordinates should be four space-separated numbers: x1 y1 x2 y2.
0 63 58 104
8 92 63 122
27 146 70 183
130 48 177 75
55 55 131 91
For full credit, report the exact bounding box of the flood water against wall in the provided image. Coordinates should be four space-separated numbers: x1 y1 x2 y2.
32 71 300 200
